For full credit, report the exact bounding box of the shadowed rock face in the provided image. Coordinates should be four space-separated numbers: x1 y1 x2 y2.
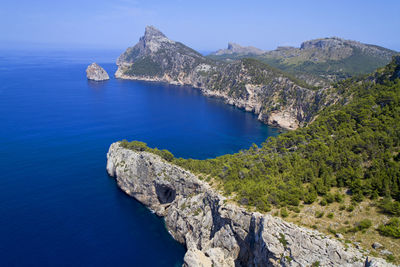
86 63 109 81
106 142 394 267
115 26 337 130
155 183 176 204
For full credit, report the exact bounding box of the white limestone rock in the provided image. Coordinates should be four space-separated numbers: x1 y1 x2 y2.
86 63 109 81
106 143 396 267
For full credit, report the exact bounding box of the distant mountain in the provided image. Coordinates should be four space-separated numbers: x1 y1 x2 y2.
116 26 336 130
211 42 264 56
209 37 398 87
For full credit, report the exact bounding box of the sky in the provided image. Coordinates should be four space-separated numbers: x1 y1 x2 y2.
1 0 399 52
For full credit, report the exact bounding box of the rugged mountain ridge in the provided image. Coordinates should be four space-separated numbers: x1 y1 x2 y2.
211 37 398 87
116 26 335 130
106 142 393 267
212 42 265 56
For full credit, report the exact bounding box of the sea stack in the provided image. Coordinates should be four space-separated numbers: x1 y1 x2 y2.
86 63 109 81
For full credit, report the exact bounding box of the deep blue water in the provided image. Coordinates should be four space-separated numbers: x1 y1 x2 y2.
0 49 279 266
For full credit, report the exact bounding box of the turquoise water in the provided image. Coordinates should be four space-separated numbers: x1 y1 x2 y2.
0 50 279 266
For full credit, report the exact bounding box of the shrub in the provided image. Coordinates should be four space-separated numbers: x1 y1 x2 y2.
159 149 174 162
379 198 400 216
334 193 344 203
325 193 335 204
348 219 372 233
357 219 372 230
315 211 324 218
377 218 400 238
120 140 175 162
304 190 318 204
288 206 300 213
319 199 328 206
278 233 288 248
120 140 147 151
346 205 355 212
280 208 289 218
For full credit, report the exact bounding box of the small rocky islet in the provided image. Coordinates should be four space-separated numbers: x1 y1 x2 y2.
86 62 109 81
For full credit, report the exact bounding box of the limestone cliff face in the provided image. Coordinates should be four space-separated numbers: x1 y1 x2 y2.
106 142 393 267
86 63 109 81
115 26 335 130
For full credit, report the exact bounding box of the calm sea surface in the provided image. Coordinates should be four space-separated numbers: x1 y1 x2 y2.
0 49 279 266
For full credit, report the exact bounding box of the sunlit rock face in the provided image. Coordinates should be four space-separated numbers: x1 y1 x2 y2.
86 63 109 81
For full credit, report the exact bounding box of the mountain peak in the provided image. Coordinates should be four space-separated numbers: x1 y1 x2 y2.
144 25 166 39
212 43 264 56
227 42 242 50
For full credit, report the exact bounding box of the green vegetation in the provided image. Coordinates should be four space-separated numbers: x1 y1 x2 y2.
124 56 162 76
377 218 400 238
120 140 174 162
280 207 288 218
120 57 400 246
258 48 393 83
209 44 397 87
173 57 400 216
347 219 372 233
378 198 400 216
278 233 288 248
241 58 320 89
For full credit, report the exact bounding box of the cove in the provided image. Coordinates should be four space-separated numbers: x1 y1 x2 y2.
0 50 279 266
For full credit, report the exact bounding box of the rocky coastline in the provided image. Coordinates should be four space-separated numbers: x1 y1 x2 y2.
106 142 393 267
114 26 339 130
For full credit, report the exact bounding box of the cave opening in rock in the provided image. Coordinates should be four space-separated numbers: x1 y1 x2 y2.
155 184 176 204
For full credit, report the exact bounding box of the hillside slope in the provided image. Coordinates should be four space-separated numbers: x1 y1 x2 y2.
210 37 398 87
118 56 400 264
116 26 336 130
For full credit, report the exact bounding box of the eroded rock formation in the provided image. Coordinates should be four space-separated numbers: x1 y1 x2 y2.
106 142 393 267
86 62 109 81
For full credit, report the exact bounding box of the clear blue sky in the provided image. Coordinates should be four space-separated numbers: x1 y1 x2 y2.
1 0 399 52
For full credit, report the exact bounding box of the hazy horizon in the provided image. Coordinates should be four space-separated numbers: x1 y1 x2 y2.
1 0 400 52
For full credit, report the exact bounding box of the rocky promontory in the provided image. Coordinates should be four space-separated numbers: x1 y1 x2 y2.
115 26 337 130
106 142 393 267
86 63 109 81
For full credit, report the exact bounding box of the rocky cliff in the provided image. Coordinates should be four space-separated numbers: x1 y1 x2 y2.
86 63 109 81
115 26 335 130
106 142 393 267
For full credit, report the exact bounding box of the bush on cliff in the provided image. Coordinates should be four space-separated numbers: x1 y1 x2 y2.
120 140 174 162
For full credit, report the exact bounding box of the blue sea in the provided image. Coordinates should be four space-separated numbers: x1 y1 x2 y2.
0 49 279 266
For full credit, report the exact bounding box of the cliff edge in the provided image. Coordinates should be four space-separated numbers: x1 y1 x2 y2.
106 142 393 267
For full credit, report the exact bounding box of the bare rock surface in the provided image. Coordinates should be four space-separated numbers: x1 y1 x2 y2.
86 63 109 81
106 142 394 267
